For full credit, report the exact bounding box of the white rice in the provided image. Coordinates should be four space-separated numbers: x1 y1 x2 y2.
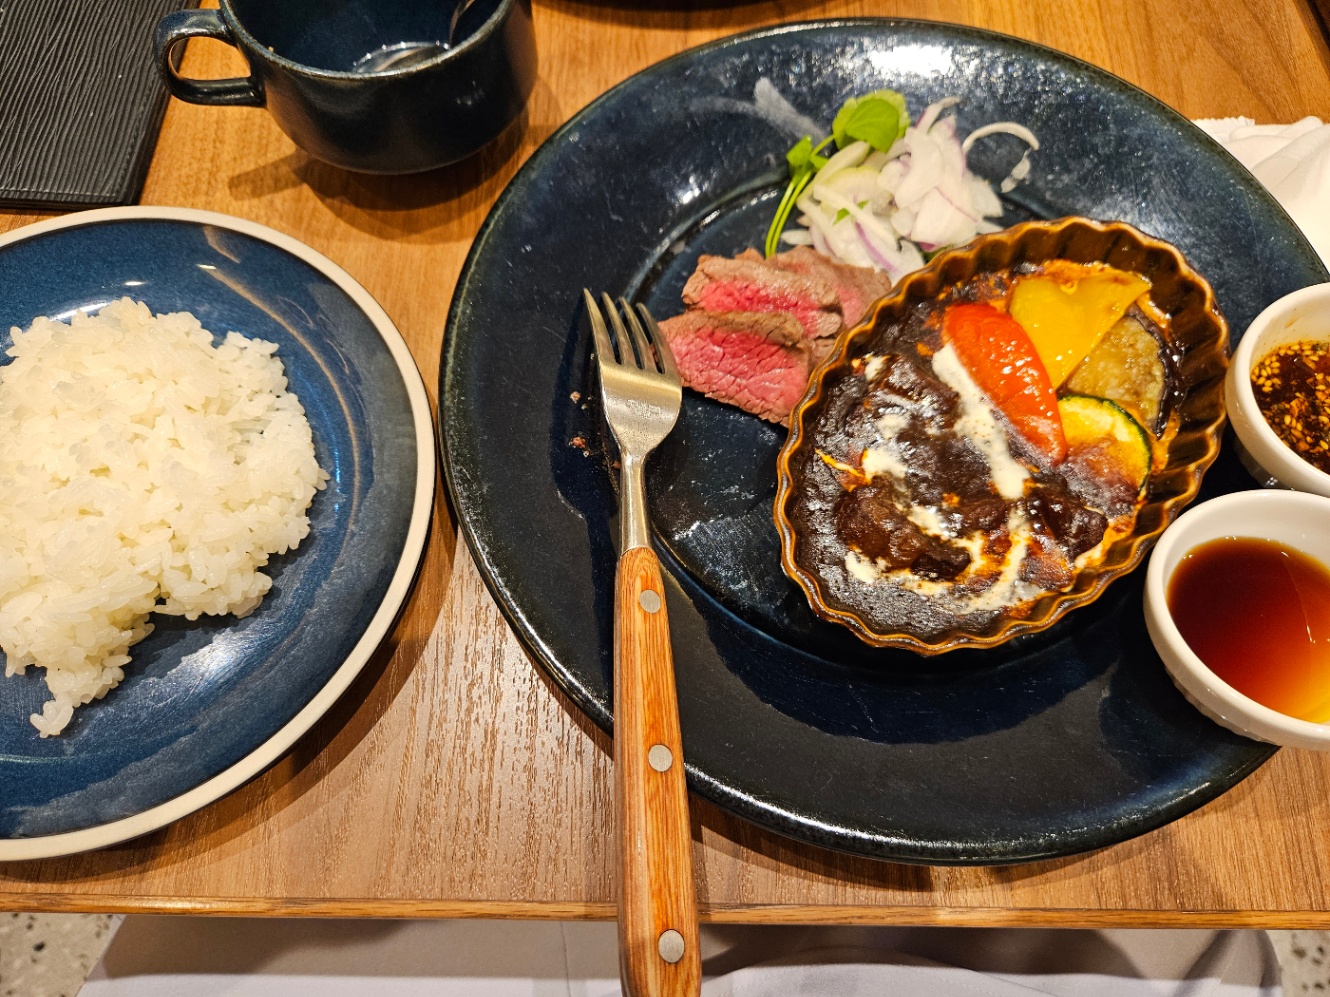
0 299 328 736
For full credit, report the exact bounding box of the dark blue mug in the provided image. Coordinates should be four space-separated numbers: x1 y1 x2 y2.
153 0 537 174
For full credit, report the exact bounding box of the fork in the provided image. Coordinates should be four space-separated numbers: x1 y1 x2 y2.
584 291 700 997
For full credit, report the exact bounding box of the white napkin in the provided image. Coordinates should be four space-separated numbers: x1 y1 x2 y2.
79 919 1278 996
1196 115 1330 264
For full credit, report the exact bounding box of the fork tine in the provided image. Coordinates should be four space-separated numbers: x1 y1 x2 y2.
618 297 658 374
601 292 641 368
634 302 679 382
583 288 618 367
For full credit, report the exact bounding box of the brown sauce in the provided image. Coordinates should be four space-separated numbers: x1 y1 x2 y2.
1251 340 1330 473
786 275 1146 640
1167 537 1330 722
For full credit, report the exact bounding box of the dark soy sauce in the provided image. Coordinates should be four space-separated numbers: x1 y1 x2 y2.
1167 537 1330 723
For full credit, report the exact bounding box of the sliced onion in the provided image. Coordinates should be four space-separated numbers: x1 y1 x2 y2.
785 97 1035 280
817 188 904 250
877 157 907 192
961 121 1039 194
964 171 1003 218
928 116 967 175
779 229 814 246
909 187 977 248
827 219 874 269
892 130 943 208
854 215 924 280
915 96 961 134
856 221 905 277
811 140 870 192
894 234 926 274
929 118 969 195
797 194 872 268
934 182 978 223
961 121 1040 154
863 150 891 171
795 194 837 245
928 124 976 220
821 166 881 205
1000 152 1034 193
821 186 921 277
794 212 832 254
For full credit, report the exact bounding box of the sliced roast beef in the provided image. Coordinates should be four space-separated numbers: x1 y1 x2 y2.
658 310 816 426
757 246 893 327
682 255 843 341
662 246 895 424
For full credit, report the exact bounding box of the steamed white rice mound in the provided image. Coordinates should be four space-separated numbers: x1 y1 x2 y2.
0 298 328 736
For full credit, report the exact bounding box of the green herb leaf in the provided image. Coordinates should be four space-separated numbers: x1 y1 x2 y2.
786 136 813 172
765 135 833 257
834 208 851 223
764 168 812 257
831 90 909 153
785 136 829 176
763 89 908 257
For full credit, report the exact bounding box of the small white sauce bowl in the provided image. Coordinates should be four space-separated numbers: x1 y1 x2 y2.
1227 282 1330 495
1144 489 1330 748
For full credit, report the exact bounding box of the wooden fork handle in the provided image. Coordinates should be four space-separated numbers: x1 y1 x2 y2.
614 545 701 997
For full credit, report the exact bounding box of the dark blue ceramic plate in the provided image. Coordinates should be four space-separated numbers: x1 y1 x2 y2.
0 207 434 859
442 20 1328 863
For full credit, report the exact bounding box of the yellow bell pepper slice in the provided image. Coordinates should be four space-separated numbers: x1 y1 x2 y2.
1008 262 1151 388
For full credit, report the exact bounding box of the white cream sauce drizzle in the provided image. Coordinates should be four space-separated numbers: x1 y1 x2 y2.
928 344 1029 501
843 508 1044 613
861 410 910 482
843 347 1052 611
863 410 955 538
845 549 880 584
905 503 951 538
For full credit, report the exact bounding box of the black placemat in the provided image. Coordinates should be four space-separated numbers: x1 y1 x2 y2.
0 0 197 210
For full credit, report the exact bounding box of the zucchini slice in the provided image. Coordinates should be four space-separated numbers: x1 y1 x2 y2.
1058 394 1152 501
1063 314 1168 436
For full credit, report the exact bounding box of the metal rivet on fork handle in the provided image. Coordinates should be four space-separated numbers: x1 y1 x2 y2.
648 744 673 772
638 590 661 613
658 929 685 963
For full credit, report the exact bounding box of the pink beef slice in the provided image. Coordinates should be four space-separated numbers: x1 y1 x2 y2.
746 246 893 327
659 311 814 426
681 255 843 340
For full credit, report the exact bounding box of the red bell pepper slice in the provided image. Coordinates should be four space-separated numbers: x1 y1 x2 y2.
942 302 1067 464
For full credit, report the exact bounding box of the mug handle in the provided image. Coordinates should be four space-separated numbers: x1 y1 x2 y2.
154 9 264 107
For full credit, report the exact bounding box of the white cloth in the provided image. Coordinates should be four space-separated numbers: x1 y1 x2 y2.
80 918 1279 996
1195 115 1330 265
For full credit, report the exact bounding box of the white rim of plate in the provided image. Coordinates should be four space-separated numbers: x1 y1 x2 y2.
0 206 436 860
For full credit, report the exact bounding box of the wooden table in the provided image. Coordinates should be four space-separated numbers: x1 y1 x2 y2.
3 0 1330 927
